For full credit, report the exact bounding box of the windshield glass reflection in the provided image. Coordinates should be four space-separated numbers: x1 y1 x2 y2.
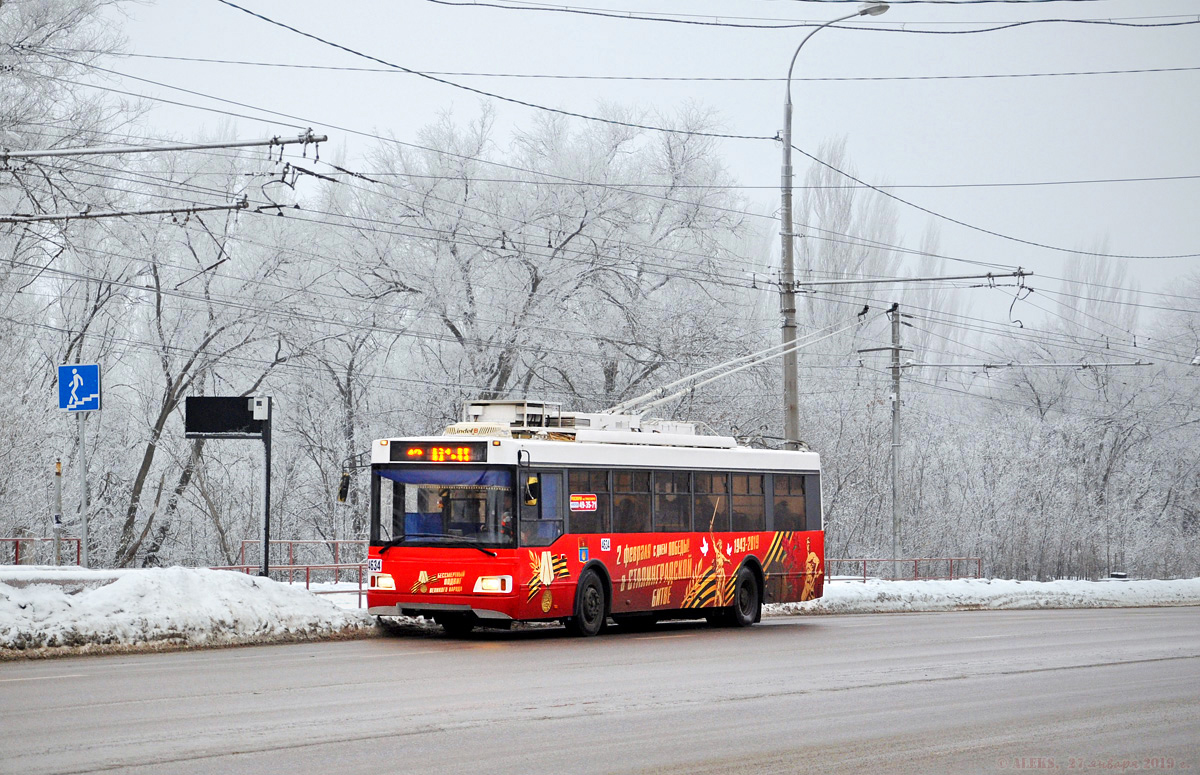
373 468 514 548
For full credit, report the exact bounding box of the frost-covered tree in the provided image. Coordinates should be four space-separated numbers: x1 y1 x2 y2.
337 106 755 419
0 0 135 554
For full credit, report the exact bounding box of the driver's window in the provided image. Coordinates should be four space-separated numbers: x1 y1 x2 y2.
520 471 564 547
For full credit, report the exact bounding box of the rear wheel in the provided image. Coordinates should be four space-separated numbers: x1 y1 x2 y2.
730 566 761 628
566 569 607 637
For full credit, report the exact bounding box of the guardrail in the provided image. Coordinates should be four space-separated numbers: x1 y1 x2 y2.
238 539 367 582
826 557 982 582
1 537 82 566
212 563 368 608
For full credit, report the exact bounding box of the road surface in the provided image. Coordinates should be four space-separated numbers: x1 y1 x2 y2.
2 607 1198 774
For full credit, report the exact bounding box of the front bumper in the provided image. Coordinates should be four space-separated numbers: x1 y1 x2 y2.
368 602 514 622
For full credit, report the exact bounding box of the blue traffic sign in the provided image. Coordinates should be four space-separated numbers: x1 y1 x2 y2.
58 364 101 412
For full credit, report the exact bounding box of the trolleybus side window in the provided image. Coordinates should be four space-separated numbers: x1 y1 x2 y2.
567 468 610 534
731 473 766 531
653 470 692 532
773 474 806 531
805 473 822 531
694 471 730 531
520 471 564 547
613 470 651 533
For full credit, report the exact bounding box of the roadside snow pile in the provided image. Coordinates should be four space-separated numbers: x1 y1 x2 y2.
0 566 373 651
772 577 1200 616
4 567 1198 653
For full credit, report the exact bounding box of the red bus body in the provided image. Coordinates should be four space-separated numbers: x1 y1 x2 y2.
366 403 824 633
367 530 824 625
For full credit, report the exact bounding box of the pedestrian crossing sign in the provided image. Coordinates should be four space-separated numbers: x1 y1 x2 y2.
58 364 101 412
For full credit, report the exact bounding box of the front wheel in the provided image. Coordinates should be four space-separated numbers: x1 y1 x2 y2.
729 566 761 628
566 569 607 637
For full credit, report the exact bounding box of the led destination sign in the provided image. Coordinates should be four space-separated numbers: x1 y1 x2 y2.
390 442 488 463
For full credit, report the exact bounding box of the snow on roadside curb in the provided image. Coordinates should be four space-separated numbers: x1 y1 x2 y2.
4 567 1199 655
0 566 373 652
770 577 1200 616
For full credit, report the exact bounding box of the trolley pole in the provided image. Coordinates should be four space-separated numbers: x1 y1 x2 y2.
78 413 89 568
53 459 63 566
889 306 901 581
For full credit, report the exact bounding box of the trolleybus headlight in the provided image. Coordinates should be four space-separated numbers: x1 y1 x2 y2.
473 575 512 594
372 573 395 590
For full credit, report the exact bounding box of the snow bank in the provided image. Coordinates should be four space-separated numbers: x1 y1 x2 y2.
4 567 1198 656
0 566 373 652
771 577 1200 616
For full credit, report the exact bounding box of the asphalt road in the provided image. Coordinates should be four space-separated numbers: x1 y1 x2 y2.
2 607 1198 775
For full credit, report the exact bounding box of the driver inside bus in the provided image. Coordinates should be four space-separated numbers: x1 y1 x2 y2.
472 498 514 543
467 498 488 538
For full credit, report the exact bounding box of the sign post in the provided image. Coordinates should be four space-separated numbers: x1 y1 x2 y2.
52 459 63 566
254 397 272 579
58 364 100 568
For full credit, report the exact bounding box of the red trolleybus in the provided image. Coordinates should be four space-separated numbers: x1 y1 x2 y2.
366 401 824 636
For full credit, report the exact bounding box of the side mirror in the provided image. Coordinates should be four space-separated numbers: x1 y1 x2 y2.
336 471 350 503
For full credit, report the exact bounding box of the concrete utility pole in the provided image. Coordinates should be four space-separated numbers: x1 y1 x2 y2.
889 306 901 581
779 2 888 449
854 299 1148 580
858 303 907 579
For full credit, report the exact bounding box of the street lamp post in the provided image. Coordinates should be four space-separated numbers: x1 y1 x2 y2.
780 3 888 450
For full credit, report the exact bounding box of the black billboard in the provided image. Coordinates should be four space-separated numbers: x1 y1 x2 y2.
185 396 266 438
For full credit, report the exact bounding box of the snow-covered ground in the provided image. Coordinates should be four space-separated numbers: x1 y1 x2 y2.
2 567 1199 655
0 566 373 653
776 577 1200 615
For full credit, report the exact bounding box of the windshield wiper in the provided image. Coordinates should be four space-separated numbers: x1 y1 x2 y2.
376 537 407 556
379 533 497 557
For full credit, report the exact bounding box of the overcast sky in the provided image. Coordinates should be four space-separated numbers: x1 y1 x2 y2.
101 0 1199 334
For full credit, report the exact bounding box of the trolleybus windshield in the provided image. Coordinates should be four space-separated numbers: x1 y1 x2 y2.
372 467 515 550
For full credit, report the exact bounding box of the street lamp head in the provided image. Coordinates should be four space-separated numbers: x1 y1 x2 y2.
858 3 889 16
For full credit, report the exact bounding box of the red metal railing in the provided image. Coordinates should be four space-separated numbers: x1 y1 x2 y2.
2 537 82 566
826 557 982 582
211 563 368 608
238 539 367 583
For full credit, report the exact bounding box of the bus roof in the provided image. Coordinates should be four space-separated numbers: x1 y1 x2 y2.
370 400 819 471
370 434 819 473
